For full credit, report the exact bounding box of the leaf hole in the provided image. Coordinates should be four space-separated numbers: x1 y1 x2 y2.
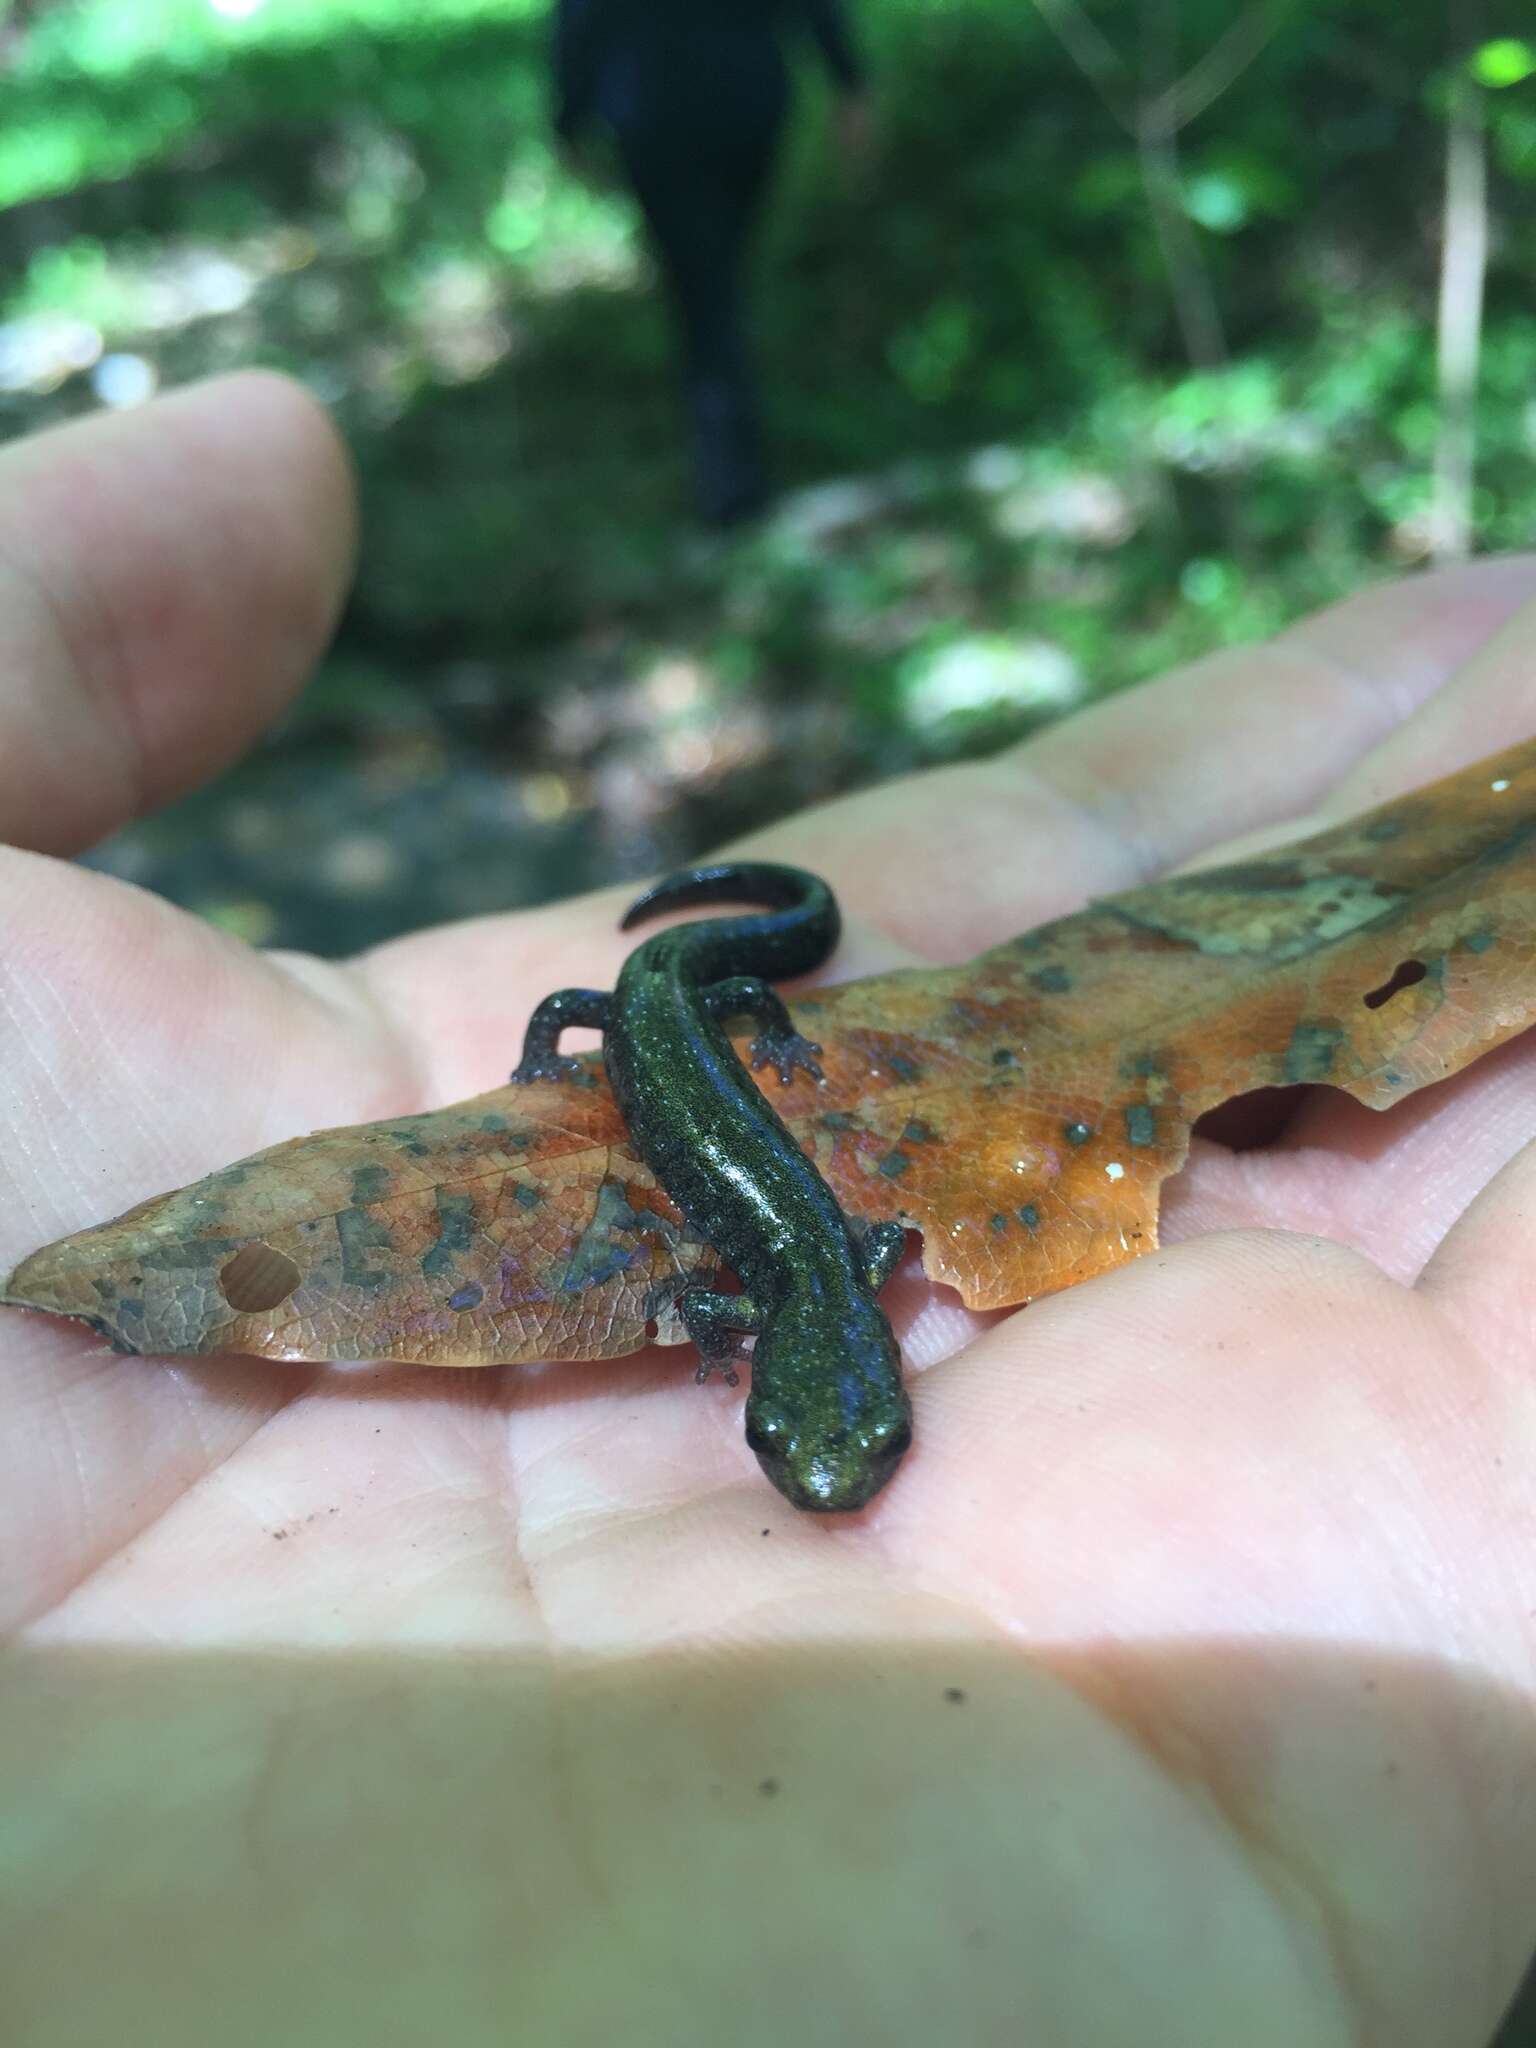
219 1242 302 1313
1362 959 1427 1010
1193 1084 1310 1152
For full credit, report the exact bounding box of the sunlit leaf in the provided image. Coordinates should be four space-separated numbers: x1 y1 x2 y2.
1471 39 1536 89
10 741 1536 1360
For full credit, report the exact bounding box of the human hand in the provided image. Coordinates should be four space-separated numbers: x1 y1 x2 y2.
2 378 1533 2047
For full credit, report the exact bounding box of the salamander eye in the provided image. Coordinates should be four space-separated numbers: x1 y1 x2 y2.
882 1421 913 1458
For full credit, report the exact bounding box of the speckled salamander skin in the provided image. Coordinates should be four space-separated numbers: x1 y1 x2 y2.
510 862 911 1512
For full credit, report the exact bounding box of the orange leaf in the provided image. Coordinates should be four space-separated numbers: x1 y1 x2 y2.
7 739 1536 1360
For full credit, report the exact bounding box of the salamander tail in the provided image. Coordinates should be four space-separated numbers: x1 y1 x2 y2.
619 862 833 933
618 862 840 983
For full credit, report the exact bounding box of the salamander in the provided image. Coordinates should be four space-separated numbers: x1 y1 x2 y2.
509 861 911 1512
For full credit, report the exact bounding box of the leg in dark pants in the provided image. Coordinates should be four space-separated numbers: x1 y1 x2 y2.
616 60 787 525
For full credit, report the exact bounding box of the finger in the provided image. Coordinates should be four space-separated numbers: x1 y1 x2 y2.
0 371 356 855
899 1231 1536 2035
1325 579 1536 816
0 860 415 1633
0 859 414 1273
1416 1136 1536 1420
354 865 937 1110
732 555 1536 958
1162 1032 1536 1284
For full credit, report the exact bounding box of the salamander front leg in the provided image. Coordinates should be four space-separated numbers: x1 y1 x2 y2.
704 977 823 1085
509 989 612 1085
679 1284 765 1387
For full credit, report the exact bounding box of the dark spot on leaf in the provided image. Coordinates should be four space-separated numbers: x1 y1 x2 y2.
478 1113 509 1132
1465 931 1495 955
990 1213 1008 1234
991 1048 1018 1068
1064 1121 1092 1147
448 1283 484 1313
1365 817 1403 841
335 1203 395 1292
1124 1104 1156 1147
1030 965 1072 994
219 1242 302 1314
560 1180 646 1293
887 1053 923 1083
422 1190 476 1278
1017 1204 1040 1230
943 1687 967 1705
1362 959 1427 1010
1120 1052 1163 1080
758 1777 780 1797
644 1270 697 1321
62 1306 129 1354
1282 1022 1344 1084
514 1182 544 1210
349 1163 392 1207
1174 859 1309 895
878 1150 910 1180
821 1111 858 1131
902 1119 937 1144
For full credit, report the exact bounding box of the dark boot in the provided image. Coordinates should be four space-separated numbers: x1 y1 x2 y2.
687 372 769 527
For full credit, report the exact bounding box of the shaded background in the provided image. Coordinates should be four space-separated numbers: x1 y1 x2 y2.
2 2 1533 2034
4 0 1536 957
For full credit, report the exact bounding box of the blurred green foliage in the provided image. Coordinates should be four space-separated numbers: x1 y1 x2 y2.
2 0 1535 944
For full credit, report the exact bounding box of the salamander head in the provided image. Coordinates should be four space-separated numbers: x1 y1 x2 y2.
744 1293 912 1514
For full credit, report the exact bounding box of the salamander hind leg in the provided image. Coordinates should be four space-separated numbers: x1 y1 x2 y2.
509 989 612 1085
750 1027 824 1087
680 1285 765 1387
704 977 823 1086
858 1219 907 1294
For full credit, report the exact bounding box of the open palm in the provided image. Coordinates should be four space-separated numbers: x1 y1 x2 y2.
2 377 1532 2048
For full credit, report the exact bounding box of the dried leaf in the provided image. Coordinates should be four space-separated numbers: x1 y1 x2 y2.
8 740 1536 1361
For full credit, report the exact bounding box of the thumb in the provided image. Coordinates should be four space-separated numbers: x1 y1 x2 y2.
0 372 355 856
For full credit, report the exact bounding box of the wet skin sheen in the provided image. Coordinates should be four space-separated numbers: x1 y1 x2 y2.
509 862 911 1512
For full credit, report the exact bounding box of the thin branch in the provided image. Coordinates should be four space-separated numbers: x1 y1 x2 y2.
1137 0 1228 370
1031 0 1136 134
1146 3 1284 136
1032 0 1256 372
1136 132 1227 369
